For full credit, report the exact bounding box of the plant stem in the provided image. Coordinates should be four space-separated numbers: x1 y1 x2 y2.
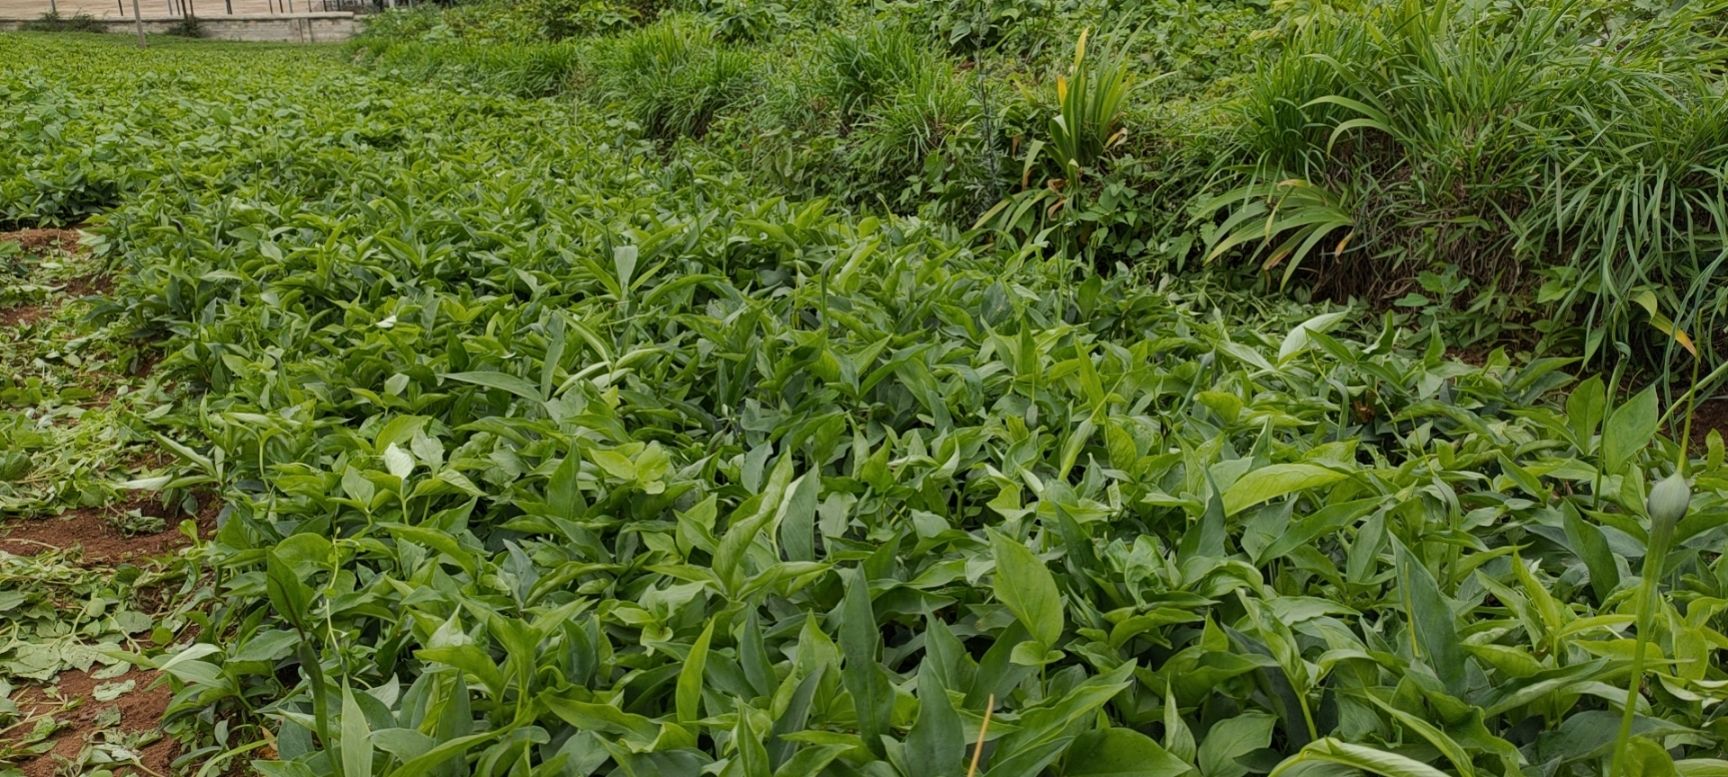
1676 352 1704 470
1610 519 1673 776
1656 357 1728 437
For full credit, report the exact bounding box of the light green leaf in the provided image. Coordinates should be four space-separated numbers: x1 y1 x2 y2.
1222 464 1346 516
1066 728 1192 777
676 620 714 724
988 528 1065 647
441 371 545 404
1278 310 1349 364
340 683 374 777
1627 738 1679 777
1198 712 1275 777
1676 759 1728 777
1602 387 1658 476
383 443 415 480
1269 738 1449 777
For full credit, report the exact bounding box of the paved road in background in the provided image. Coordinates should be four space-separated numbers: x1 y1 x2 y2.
1 0 325 17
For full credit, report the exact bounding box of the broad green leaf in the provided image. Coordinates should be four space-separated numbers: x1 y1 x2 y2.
1627 738 1679 777
989 528 1065 647
1066 728 1191 777
541 695 659 747
1197 712 1275 777
1277 310 1349 364
547 452 584 520
1566 375 1607 451
677 620 715 724
1676 759 1728 776
1222 464 1346 516
416 645 506 697
1602 387 1658 476
1393 538 1468 696
1358 694 1477 776
382 730 504 777
727 707 771 777
382 443 415 480
265 550 313 631
1177 473 1227 559
442 371 545 403
340 684 374 777
714 456 795 590
906 661 964 777
779 473 820 563
1269 738 1449 777
1562 504 1619 601
1164 684 1196 762
838 570 892 757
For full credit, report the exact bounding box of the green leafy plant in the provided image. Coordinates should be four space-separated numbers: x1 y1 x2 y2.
371 40 582 97
899 0 1062 57
977 29 1138 262
1041 28 1133 187
690 0 789 42
5 22 1728 777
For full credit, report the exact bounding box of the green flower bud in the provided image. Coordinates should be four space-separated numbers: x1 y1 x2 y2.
1646 470 1692 533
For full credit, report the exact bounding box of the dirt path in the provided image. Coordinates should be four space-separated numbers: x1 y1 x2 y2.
11 668 179 777
0 497 216 561
0 227 208 777
0 496 218 776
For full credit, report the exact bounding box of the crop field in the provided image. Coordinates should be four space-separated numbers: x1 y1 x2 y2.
1 3 1727 776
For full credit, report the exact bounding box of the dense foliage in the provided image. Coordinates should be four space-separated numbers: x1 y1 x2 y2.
1203 0 1728 364
344 0 1728 368
1 8 1726 777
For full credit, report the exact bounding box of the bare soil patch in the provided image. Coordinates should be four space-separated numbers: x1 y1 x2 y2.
0 496 219 774
0 227 103 329
12 667 177 777
0 303 51 328
0 497 218 563
1446 346 1489 367
1688 395 1728 453
0 228 81 256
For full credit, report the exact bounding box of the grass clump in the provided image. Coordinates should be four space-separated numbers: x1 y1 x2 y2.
1200 0 1728 365
366 40 583 98
818 20 934 123
591 15 755 138
20 11 104 33
165 16 204 38
812 20 999 212
356 0 641 44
